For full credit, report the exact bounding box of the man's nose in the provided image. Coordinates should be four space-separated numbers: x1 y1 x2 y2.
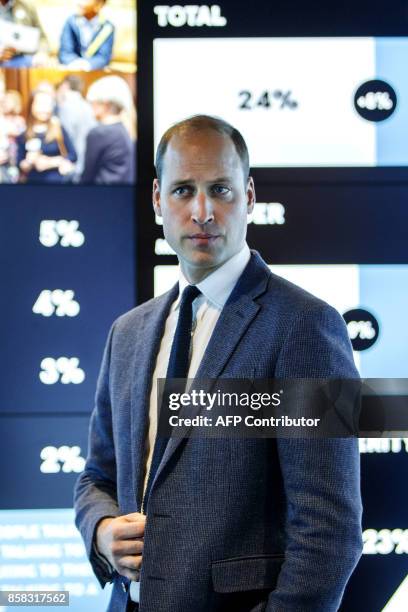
191 190 214 225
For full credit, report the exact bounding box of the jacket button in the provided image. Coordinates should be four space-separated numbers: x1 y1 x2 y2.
121 580 127 592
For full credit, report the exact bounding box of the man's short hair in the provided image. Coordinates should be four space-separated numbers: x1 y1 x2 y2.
155 115 250 184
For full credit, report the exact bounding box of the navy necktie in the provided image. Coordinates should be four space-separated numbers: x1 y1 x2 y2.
143 284 201 508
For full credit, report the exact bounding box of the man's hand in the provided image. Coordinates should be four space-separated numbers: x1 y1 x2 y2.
96 513 146 581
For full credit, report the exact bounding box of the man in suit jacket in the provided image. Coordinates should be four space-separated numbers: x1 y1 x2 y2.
74 115 363 611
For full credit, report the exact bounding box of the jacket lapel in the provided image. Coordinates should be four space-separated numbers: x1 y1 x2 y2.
153 251 271 487
130 283 179 508
194 293 260 379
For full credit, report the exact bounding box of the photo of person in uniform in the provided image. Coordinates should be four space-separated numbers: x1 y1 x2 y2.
58 0 115 71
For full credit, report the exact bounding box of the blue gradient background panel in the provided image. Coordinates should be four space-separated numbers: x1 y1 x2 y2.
359 266 408 376
269 264 408 377
376 38 408 166
0 509 112 611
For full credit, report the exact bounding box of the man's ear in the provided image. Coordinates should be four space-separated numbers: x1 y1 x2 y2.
152 178 162 217
246 176 256 214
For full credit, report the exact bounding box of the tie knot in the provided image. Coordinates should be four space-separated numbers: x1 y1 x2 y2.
180 284 201 307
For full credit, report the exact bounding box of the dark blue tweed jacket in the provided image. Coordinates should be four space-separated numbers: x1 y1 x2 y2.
74 250 363 612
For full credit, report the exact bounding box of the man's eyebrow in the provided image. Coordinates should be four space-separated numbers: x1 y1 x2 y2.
208 177 233 184
168 179 194 188
169 177 233 188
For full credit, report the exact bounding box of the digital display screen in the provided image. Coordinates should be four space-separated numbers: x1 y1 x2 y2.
1 1 407 610
143 4 408 608
0 2 137 609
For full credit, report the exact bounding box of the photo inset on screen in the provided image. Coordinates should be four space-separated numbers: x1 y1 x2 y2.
0 1 136 185
0 67 136 184
0 0 136 72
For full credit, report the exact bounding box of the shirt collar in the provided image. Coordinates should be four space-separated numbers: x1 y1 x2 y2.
175 243 251 310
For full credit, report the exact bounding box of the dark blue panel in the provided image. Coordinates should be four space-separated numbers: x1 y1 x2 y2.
0 185 135 413
0 414 91 509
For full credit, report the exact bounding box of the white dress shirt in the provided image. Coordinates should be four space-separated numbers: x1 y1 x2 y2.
128 244 251 603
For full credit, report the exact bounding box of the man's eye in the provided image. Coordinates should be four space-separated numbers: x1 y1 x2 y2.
173 186 191 196
212 185 230 195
